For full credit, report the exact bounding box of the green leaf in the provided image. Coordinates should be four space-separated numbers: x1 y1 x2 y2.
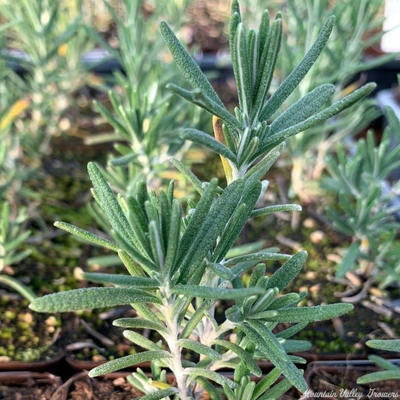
276 322 308 339
195 377 221 400
184 368 237 389
366 339 400 353
229 3 241 51
160 21 223 108
172 178 218 276
149 221 164 268
251 204 301 218
281 339 311 353
180 129 237 163
89 351 171 377
163 200 182 276
87 162 134 241
336 241 360 278
268 303 354 323
252 16 282 120
81 272 159 288
113 318 167 334
270 84 336 134
233 23 252 117
259 376 294 399
253 368 281 399
139 388 180 400
180 299 214 339
177 179 245 284
368 355 400 371
118 250 146 277
167 85 243 131
29 287 160 313
93 99 129 137
357 370 400 384
54 221 119 251
225 251 291 266
244 145 283 182
213 339 262 376
260 16 335 121
260 83 376 153
171 285 264 300
0 275 36 302
123 330 162 351
206 261 234 280
169 157 204 194
240 320 307 392
266 251 307 291
213 180 262 263
177 339 221 360
115 232 158 275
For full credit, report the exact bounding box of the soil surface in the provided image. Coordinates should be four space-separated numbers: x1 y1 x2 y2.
0 373 60 400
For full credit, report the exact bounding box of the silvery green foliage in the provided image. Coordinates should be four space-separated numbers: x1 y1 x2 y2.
0 0 91 157
322 106 400 281
357 340 400 384
0 200 34 301
28 1 375 398
275 0 395 198
87 0 202 197
160 1 375 186
0 142 34 301
31 162 352 398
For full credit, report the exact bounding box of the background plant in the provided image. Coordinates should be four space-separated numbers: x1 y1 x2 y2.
85 0 204 198
0 141 35 301
0 0 92 158
29 1 377 398
322 106 400 287
274 0 396 202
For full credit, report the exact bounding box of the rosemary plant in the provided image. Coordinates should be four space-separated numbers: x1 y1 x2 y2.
276 0 396 201
0 200 34 301
0 0 91 157
0 141 34 301
86 0 202 197
322 106 400 282
31 2 376 398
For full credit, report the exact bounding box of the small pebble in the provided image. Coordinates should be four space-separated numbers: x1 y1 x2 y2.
310 230 325 243
303 218 316 228
92 354 106 362
113 377 126 386
45 316 57 326
19 313 33 324
305 271 316 279
310 284 321 294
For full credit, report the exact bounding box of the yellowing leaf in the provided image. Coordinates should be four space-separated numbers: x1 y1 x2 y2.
151 380 172 389
0 98 30 130
212 116 233 183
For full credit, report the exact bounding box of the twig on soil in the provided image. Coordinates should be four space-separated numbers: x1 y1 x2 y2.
80 319 115 346
361 300 393 318
276 233 303 251
377 322 398 338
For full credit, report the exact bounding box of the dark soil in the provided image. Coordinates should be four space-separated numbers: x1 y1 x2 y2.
64 374 144 400
58 372 216 400
0 372 61 400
